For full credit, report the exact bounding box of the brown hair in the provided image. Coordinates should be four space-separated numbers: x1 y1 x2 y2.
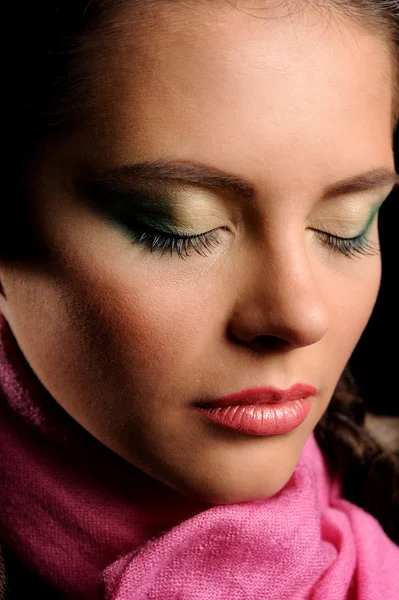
2 0 399 546
311 2 399 546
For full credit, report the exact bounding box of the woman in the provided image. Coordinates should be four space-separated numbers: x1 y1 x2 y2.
1 1 398 598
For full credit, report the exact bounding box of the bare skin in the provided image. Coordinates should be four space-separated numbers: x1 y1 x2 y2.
0 1 396 503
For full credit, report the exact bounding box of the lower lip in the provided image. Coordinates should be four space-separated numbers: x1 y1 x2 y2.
194 398 312 436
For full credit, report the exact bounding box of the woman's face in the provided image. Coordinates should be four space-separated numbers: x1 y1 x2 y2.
0 1 396 503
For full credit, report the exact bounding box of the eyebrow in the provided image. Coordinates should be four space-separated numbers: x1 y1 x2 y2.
89 159 399 200
323 168 399 199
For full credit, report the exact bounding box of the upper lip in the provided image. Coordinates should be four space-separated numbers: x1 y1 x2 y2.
194 384 317 408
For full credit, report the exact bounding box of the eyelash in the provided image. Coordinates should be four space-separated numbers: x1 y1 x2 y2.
131 221 223 260
129 220 379 260
314 230 380 259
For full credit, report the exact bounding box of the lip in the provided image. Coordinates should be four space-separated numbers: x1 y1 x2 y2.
193 384 317 409
192 384 316 436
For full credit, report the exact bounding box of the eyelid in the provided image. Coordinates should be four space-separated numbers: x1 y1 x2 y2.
82 181 230 236
359 202 381 234
309 199 384 235
82 182 173 215
131 215 210 237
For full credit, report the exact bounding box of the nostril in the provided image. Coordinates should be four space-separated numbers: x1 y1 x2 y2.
250 335 291 351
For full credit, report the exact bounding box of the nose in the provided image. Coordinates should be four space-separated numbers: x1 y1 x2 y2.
228 241 329 351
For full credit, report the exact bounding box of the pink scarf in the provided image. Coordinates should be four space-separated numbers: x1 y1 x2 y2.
0 313 398 599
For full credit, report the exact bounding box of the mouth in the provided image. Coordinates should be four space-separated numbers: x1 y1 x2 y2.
191 384 316 436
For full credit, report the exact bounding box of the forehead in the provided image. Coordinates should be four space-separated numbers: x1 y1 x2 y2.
77 1 394 185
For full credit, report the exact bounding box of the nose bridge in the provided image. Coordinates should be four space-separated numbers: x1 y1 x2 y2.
230 231 329 349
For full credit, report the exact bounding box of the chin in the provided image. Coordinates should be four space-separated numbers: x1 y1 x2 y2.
175 468 296 506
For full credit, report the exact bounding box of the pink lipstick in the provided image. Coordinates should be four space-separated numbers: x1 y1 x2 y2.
192 384 316 436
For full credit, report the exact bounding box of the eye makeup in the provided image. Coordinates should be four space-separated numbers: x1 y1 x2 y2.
361 202 382 235
76 177 390 261
312 200 384 259
75 179 228 258
77 180 177 228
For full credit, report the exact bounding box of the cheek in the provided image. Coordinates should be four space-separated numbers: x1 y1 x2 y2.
54 255 218 400
327 256 381 365
88 279 200 379
0 260 208 449
36 198 226 388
